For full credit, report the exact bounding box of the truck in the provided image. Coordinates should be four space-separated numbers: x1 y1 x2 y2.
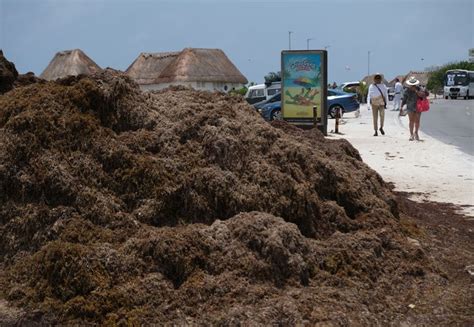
245 82 281 104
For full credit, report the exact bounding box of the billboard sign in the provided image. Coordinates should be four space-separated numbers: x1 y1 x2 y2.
281 50 327 133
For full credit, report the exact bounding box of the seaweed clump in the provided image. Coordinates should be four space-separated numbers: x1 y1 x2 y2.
0 67 444 325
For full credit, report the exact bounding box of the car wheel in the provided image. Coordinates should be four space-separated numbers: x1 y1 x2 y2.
445 96 448 99
271 110 282 121
328 105 344 119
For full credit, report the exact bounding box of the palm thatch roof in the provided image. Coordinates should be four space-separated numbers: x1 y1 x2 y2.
40 49 101 81
402 71 431 86
125 52 180 85
126 48 248 85
361 74 389 86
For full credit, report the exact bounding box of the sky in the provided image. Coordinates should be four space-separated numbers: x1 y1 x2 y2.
1 0 473 84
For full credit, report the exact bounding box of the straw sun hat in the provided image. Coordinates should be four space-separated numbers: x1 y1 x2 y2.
405 76 420 86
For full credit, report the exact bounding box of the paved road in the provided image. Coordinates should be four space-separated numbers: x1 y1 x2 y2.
420 98 474 156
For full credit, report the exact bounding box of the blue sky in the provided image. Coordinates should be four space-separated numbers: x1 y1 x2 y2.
1 0 472 84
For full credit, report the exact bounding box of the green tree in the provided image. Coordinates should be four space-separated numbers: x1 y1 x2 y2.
343 81 369 103
427 61 474 93
264 71 281 85
236 86 248 96
229 86 248 96
357 81 369 103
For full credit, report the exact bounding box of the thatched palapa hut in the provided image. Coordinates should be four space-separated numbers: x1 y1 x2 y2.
388 75 405 88
40 49 101 81
126 52 180 86
361 74 389 86
126 48 248 92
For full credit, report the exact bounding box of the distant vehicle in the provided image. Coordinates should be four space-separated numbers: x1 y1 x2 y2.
257 89 359 121
245 82 281 104
338 81 369 102
387 87 395 101
338 81 360 93
258 99 282 121
327 89 360 118
443 69 474 99
253 92 281 110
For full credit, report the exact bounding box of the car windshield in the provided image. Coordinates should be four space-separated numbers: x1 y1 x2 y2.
267 88 280 96
445 73 468 86
341 84 358 93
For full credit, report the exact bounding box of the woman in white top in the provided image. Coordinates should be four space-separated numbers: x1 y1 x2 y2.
367 74 389 136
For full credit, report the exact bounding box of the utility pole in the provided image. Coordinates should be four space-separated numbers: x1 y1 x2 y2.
367 50 371 76
288 31 293 50
306 38 313 50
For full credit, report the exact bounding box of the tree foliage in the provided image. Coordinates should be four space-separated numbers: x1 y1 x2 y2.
264 71 281 85
357 81 369 103
427 61 474 92
229 86 248 96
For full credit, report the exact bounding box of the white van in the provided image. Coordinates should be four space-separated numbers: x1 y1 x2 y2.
245 82 281 104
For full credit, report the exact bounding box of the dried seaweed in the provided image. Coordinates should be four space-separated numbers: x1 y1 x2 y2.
0 70 451 325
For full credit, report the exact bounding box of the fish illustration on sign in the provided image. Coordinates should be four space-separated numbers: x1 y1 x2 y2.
293 70 321 89
293 77 316 88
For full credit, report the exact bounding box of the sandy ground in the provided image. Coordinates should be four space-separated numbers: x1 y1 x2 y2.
330 103 474 217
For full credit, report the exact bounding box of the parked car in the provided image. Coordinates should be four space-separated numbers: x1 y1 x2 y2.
337 81 365 102
327 89 360 118
245 82 281 104
258 89 359 121
387 87 395 101
338 81 360 93
258 100 282 121
253 92 281 110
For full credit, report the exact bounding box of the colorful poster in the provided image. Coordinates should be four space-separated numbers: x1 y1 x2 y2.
281 51 325 122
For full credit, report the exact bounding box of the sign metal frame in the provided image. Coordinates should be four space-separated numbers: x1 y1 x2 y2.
281 50 328 135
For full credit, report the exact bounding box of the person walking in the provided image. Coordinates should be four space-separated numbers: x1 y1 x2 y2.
392 78 403 111
400 76 428 141
367 74 389 136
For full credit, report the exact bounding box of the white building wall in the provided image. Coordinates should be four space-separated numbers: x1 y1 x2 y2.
140 81 244 92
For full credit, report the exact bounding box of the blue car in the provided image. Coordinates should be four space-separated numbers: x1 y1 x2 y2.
258 89 359 121
253 92 281 110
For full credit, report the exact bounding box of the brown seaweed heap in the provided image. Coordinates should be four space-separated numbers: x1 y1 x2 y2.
0 50 19 94
0 64 465 325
